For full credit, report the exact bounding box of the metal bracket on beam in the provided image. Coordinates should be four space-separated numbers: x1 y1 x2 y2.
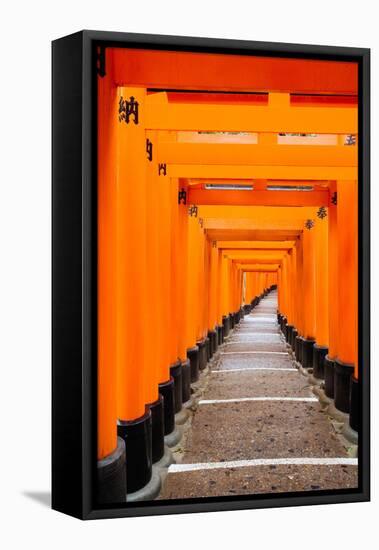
178 188 187 205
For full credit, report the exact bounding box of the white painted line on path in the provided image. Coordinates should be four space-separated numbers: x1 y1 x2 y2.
221 351 287 356
168 457 358 473
199 396 318 405
211 367 296 374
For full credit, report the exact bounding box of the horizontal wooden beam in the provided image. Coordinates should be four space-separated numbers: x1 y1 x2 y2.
223 250 287 258
237 264 280 271
158 143 357 167
231 256 284 264
199 205 318 220
189 188 329 207
216 240 295 250
112 49 358 94
204 218 304 231
170 164 357 180
207 229 301 241
146 102 357 133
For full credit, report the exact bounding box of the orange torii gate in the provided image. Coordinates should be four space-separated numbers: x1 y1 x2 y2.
97 58 359 501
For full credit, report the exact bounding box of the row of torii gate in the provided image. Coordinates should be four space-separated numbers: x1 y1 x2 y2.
96 47 358 502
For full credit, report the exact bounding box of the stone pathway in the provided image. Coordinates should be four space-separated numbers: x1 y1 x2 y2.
158 290 357 499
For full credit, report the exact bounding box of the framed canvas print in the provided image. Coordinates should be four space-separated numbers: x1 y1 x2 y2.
52 30 370 520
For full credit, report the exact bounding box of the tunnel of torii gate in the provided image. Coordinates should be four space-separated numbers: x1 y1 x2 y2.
97 47 358 502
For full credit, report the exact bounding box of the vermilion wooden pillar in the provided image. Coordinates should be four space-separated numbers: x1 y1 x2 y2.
301 220 317 369
202 238 212 361
176 187 191 403
145 129 165 465
286 248 297 346
288 246 297 349
313 210 329 380
168 176 183 414
195 217 208 371
207 241 219 354
277 267 282 316
116 87 152 495
335 180 358 424
216 248 224 344
324 183 339 398
186 214 200 382
97 57 126 503
155 147 177 445
283 255 291 327
294 234 304 362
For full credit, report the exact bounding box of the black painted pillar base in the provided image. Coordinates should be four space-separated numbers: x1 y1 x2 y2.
216 324 222 345
295 335 303 363
291 328 298 351
312 344 328 380
229 313 235 329
181 359 191 403
324 355 335 398
159 378 175 435
349 376 360 432
205 336 211 361
222 315 230 337
280 316 287 335
334 359 354 413
148 395 165 463
286 324 294 345
170 360 183 413
277 312 282 325
118 408 152 494
208 329 217 355
96 436 126 504
197 339 207 371
187 345 200 382
301 337 315 370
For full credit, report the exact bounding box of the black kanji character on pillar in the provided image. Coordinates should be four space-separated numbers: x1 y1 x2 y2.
305 219 315 230
158 163 167 176
118 96 139 124
317 206 327 219
146 139 153 161
189 205 198 217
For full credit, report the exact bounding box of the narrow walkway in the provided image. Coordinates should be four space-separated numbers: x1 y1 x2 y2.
159 291 357 499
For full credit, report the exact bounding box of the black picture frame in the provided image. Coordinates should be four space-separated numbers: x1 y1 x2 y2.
52 30 370 520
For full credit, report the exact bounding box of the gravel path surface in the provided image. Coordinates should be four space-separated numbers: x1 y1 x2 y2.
158 290 357 500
